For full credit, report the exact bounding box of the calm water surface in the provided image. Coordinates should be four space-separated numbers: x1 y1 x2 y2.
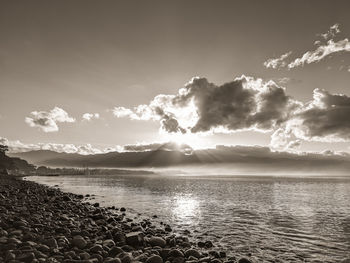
27 173 350 263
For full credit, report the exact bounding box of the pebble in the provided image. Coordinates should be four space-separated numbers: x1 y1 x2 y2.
125 232 143 246
149 236 167 248
72 235 88 249
238 258 252 263
146 255 164 263
184 249 201 259
168 249 184 258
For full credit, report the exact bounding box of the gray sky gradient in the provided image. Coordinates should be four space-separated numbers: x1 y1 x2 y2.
0 0 350 153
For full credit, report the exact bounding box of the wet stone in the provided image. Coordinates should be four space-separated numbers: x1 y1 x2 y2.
184 249 201 259
125 232 143 246
168 249 184 258
72 236 88 249
146 255 164 263
149 237 166 248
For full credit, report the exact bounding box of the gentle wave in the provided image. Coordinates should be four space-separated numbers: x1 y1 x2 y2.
26 174 350 262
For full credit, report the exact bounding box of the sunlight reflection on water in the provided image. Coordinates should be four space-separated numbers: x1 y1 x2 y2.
172 194 200 225
26 174 350 262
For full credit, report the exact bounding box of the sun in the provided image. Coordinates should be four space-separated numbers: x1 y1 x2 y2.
161 132 208 150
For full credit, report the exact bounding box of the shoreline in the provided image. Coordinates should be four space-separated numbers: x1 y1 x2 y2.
0 175 252 263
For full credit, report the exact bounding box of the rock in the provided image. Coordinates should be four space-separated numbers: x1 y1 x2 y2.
103 239 116 248
164 226 172 232
37 244 50 252
121 245 134 252
119 253 133 263
149 236 166 248
8 237 22 244
63 195 72 201
109 246 124 257
125 232 143 246
5 251 16 261
198 257 210 263
219 252 226 258
114 232 126 245
168 249 184 258
90 244 103 253
17 252 35 263
172 257 185 263
209 251 220 258
238 258 252 263
79 252 91 260
159 248 170 260
211 259 222 263
146 255 163 263
184 249 201 259
120 207 126 212
72 235 87 249
197 241 205 248
44 238 58 249
135 253 148 262
204 241 213 248
105 259 122 263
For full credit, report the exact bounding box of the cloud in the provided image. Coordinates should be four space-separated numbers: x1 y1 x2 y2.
263 51 292 69
288 38 350 68
114 75 350 149
113 95 190 133
82 113 100 121
264 23 349 70
318 23 340 40
25 107 75 132
114 76 299 135
0 136 121 155
272 88 350 148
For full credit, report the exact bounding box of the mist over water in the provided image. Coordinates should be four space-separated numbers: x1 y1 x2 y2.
27 173 350 262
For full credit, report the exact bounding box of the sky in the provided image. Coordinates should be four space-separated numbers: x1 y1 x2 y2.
1 0 350 155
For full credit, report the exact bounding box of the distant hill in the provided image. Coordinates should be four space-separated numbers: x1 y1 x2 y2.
9 146 350 174
9 149 199 167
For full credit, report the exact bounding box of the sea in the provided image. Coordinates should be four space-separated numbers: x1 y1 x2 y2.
26 172 350 263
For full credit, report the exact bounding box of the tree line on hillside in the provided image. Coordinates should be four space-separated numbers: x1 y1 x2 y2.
0 145 36 175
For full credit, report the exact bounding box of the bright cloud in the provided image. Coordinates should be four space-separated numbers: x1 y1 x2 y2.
113 75 350 150
319 23 340 40
25 107 75 132
114 76 300 135
264 23 350 70
263 51 292 69
0 136 122 155
288 38 350 68
82 113 100 121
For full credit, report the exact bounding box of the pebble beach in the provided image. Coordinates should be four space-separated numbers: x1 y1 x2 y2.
0 175 252 263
